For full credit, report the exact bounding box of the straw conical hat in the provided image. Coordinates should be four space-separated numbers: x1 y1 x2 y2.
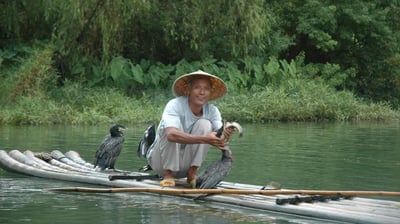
172 70 227 100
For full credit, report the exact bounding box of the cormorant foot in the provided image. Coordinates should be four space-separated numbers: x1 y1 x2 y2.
187 178 196 189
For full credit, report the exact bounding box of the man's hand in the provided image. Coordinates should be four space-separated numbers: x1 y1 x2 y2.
208 131 228 150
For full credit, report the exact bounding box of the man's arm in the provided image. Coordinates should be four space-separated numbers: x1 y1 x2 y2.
165 127 227 150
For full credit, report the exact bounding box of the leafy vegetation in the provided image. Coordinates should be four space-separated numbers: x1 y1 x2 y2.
0 0 399 125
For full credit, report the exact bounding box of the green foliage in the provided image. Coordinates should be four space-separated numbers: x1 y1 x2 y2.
238 54 355 92
2 0 400 106
1 0 400 125
270 0 400 106
0 83 166 125
218 82 399 123
21 0 274 87
216 53 398 122
296 1 338 51
0 1 52 45
55 83 163 124
1 77 397 125
109 57 174 94
0 44 58 103
3 95 66 125
330 1 400 106
159 0 271 60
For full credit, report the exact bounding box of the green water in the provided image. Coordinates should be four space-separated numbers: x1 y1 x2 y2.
1 122 399 223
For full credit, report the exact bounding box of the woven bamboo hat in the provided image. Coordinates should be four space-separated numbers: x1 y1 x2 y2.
172 70 227 100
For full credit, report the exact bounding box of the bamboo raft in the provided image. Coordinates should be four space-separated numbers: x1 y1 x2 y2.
1 149 399 224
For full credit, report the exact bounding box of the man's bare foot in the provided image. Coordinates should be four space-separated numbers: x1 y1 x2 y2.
160 170 175 187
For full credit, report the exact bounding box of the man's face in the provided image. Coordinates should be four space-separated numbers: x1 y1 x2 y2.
188 78 211 107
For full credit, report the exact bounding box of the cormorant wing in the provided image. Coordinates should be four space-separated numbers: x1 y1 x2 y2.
197 160 232 189
94 135 124 169
94 136 107 168
107 136 124 168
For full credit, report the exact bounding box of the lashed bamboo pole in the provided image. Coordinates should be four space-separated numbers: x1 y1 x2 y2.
48 187 400 197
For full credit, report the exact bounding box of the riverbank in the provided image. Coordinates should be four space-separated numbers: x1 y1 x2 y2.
0 84 398 125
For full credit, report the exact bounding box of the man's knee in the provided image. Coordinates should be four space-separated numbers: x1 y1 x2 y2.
192 119 212 134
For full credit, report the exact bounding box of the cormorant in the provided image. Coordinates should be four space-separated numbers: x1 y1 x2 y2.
137 123 156 158
94 124 126 170
196 121 243 189
137 123 156 172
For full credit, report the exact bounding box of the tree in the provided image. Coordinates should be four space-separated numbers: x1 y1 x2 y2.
269 0 400 106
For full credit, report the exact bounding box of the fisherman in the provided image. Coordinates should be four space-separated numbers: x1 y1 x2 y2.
146 70 235 187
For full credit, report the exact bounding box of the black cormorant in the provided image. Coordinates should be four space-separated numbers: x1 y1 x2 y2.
196 121 243 189
94 124 126 170
137 123 156 158
137 123 156 172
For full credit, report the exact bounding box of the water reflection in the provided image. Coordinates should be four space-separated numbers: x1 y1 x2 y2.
0 176 302 224
1 122 399 223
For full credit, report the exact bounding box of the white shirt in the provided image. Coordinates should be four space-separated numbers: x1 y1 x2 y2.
159 96 222 133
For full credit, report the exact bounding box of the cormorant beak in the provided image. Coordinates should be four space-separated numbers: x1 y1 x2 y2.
119 127 127 132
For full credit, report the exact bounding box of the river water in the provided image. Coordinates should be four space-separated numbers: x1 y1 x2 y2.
1 122 399 223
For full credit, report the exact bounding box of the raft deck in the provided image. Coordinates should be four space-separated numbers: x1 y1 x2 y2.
0 149 399 224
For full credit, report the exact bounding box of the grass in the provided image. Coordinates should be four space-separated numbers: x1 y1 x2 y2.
216 81 400 123
0 83 398 125
0 86 166 125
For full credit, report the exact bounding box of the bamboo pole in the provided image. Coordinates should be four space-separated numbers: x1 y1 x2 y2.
48 187 400 197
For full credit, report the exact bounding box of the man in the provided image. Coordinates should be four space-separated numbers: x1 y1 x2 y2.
147 70 234 187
